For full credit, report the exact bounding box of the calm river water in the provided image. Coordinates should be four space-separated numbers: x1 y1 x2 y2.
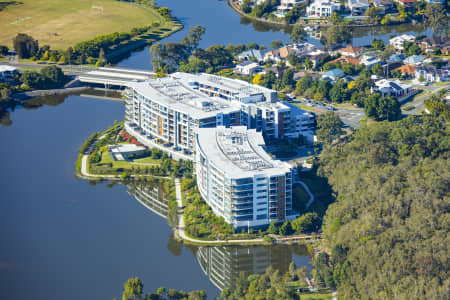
0 0 431 299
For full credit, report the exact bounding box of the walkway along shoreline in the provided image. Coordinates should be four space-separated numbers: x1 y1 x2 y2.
172 178 321 246
76 137 321 246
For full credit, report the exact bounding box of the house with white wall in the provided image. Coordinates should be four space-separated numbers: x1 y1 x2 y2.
389 34 416 52
306 0 340 17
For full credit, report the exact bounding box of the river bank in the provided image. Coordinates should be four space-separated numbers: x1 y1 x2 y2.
228 0 410 28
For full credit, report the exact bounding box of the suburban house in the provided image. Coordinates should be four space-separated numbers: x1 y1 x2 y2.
373 79 413 99
262 66 286 78
290 42 317 57
0 65 19 82
394 0 415 8
388 53 406 63
234 61 262 75
415 65 449 82
393 64 416 76
306 0 340 17
308 52 328 68
419 37 450 54
237 49 265 61
442 45 450 55
336 45 366 57
330 55 361 65
276 0 305 15
264 46 296 62
373 0 394 10
321 68 345 81
347 0 369 15
389 34 416 52
360 54 382 68
403 55 425 66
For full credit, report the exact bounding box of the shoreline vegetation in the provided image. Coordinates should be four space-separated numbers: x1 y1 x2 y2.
228 0 448 34
118 262 335 300
228 0 409 28
74 122 329 246
1 0 183 66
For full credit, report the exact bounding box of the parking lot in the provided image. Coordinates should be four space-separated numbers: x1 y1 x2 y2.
291 98 365 129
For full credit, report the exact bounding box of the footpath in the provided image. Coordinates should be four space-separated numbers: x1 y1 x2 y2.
78 136 169 181
173 179 320 245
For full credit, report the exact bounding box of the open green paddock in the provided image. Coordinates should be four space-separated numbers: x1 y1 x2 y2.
0 0 172 49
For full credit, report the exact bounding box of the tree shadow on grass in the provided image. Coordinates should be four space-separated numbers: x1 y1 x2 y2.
0 1 23 12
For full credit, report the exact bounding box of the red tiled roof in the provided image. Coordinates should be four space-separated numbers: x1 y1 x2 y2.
337 46 365 54
331 55 361 65
394 64 416 75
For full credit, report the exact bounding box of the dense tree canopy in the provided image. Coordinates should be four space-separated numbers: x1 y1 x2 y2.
13 33 39 59
317 115 449 299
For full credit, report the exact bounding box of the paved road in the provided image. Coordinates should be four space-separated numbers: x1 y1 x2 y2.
335 107 365 129
1 61 97 75
292 98 365 129
402 84 449 116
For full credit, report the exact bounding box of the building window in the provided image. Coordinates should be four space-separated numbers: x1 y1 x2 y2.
256 214 268 220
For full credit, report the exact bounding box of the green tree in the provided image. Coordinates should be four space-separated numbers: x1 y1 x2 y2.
304 57 313 70
280 68 295 90
371 39 384 50
292 212 321 233
241 0 252 13
183 25 206 53
20 71 42 89
320 26 351 45
316 111 344 144
290 24 307 43
267 220 279 234
40 65 65 88
295 74 313 95
13 33 39 58
279 220 294 235
122 277 143 300
0 45 8 56
270 40 283 50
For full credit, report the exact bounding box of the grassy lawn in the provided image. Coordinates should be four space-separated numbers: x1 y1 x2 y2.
298 291 333 300
299 169 334 217
0 0 170 49
133 156 161 165
95 151 160 170
292 183 310 214
293 103 316 112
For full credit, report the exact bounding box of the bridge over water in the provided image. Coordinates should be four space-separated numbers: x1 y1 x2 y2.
78 67 155 88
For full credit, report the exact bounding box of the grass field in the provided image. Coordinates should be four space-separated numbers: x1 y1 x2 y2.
293 103 316 112
97 150 160 170
0 0 169 49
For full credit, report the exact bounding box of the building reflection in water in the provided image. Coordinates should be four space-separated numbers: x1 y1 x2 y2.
197 245 310 291
126 181 312 292
128 181 169 219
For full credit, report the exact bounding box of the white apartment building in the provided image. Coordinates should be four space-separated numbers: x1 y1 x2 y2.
306 0 340 17
196 126 296 228
389 34 416 52
125 76 242 153
125 73 314 154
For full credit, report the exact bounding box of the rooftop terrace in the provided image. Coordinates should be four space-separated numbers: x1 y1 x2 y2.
127 76 241 119
197 126 292 177
173 72 277 102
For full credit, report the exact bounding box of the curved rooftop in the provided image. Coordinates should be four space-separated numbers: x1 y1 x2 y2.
196 126 292 178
